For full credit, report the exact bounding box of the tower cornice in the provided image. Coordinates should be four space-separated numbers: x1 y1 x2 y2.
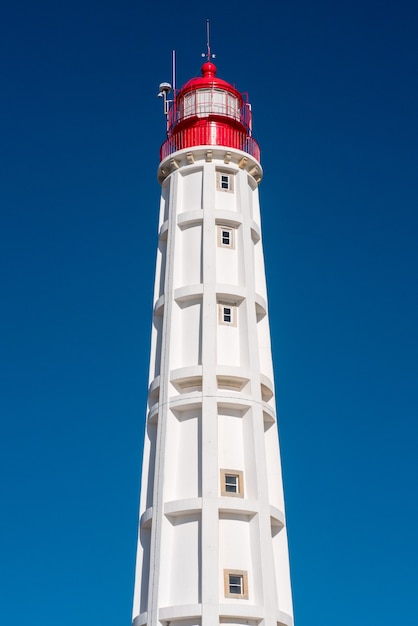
158 146 263 185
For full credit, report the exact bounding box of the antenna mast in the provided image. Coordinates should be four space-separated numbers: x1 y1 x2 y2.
202 19 216 60
172 50 176 92
206 19 211 61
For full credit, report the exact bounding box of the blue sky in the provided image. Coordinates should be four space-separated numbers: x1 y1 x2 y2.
1 1 417 624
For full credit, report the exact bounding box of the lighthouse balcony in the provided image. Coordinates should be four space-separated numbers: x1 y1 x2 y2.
160 126 260 162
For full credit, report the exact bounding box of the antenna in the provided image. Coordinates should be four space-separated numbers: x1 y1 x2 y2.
172 50 176 92
157 52 175 123
201 19 216 61
206 19 211 60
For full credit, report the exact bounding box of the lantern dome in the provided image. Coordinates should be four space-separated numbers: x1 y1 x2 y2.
160 62 260 162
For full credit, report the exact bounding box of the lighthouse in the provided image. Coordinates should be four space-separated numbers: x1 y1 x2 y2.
132 53 294 626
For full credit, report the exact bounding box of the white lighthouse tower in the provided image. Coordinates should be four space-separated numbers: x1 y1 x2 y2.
132 53 294 626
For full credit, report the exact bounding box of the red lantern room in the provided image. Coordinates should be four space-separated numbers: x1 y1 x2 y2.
160 61 260 162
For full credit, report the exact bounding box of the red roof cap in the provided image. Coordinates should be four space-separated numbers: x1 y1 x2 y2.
179 62 243 102
201 61 216 77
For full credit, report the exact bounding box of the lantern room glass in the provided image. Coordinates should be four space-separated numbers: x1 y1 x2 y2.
180 89 240 121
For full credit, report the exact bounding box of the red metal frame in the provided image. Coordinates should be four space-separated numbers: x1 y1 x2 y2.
159 63 260 163
160 125 260 161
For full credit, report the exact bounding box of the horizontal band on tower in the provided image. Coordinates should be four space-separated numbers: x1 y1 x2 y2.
158 146 263 185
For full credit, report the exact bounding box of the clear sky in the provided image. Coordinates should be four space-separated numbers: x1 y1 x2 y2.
1 1 417 624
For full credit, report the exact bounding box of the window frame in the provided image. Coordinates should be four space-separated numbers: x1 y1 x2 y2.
216 171 234 193
223 569 249 599
220 469 244 497
218 303 237 326
220 174 230 190
217 225 235 249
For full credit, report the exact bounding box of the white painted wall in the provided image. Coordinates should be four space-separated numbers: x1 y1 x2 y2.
215 182 237 211
218 408 244 473
180 169 203 212
168 514 201 605
179 223 203 287
180 299 202 367
217 318 240 367
216 233 238 285
164 407 201 500
257 314 275 382
132 147 293 626
219 513 251 596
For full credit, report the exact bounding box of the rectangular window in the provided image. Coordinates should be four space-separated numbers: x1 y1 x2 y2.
229 574 243 594
217 225 235 248
224 569 248 599
225 474 238 492
222 229 231 245
216 171 234 193
221 174 230 190
220 469 244 497
223 307 232 323
218 304 237 326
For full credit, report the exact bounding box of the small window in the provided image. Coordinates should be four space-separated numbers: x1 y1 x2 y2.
229 574 243 594
222 229 231 245
220 469 244 497
217 225 235 249
223 307 231 323
218 304 237 326
224 569 248 599
221 175 230 190
217 171 234 193
225 474 238 492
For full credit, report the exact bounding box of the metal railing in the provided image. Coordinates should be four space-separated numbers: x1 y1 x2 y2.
160 130 260 162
